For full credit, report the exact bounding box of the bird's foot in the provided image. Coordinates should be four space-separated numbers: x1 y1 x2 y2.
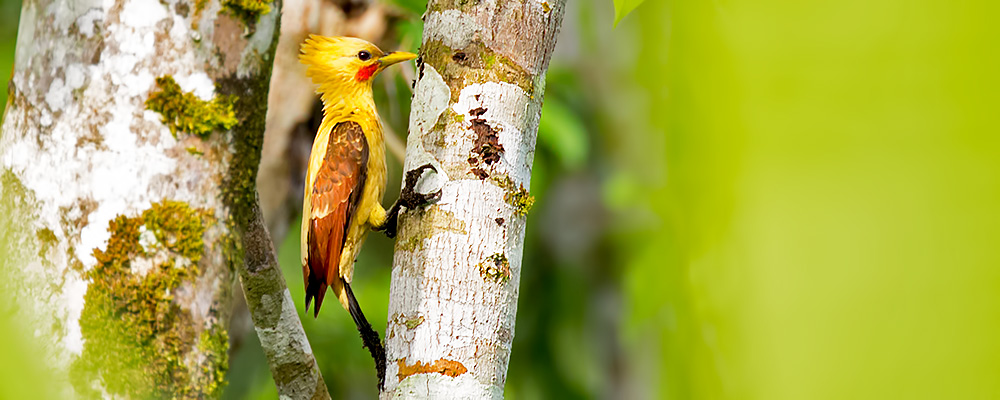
378 208 400 239
376 163 442 239
400 163 443 210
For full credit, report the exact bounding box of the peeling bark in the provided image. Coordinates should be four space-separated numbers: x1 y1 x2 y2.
382 1 566 398
0 0 280 397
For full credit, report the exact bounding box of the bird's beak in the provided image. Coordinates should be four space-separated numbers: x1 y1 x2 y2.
379 51 417 66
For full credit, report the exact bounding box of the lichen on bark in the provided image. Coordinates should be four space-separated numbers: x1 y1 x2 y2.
492 175 534 216
70 200 228 399
419 39 536 103
479 253 510 283
395 206 468 253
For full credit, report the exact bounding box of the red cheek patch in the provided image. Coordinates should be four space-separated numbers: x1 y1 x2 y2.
355 63 379 82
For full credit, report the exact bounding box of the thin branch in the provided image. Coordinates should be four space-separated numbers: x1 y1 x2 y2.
237 194 331 400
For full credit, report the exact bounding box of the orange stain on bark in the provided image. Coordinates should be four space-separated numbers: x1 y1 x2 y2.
396 357 468 381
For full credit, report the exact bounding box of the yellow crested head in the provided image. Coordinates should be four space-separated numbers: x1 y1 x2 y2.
299 35 416 98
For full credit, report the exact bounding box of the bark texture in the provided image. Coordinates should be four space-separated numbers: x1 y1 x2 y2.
237 197 331 399
0 0 279 397
382 1 566 398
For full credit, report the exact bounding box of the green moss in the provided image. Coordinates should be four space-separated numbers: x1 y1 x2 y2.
70 200 223 399
145 75 238 138
1 169 31 210
493 175 535 217
186 146 204 156
222 0 271 27
143 200 215 262
194 0 209 16
479 253 511 283
215 23 279 271
218 29 276 225
196 326 230 397
219 231 241 273
1 169 36 284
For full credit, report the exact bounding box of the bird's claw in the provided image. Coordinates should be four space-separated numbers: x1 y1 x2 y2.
381 211 399 239
378 163 441 239
400 163 441 210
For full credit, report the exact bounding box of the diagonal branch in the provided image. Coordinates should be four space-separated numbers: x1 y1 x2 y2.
237 195 331 400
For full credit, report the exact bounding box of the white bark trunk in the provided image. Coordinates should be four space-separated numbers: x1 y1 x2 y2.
0 0 279 396
381 1 566 398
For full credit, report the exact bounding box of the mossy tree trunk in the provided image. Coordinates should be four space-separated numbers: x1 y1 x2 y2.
382 0 566 397
0 0 286 397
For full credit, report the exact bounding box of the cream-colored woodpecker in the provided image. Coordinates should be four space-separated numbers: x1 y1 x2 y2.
299 35 437 387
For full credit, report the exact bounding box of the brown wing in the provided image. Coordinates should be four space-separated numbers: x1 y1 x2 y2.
305 121 369 317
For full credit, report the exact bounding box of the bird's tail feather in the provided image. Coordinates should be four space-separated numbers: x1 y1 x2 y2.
304 266 328 318
344 282 387 389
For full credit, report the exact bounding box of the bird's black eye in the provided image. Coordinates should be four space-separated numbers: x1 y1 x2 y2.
358 50 372 61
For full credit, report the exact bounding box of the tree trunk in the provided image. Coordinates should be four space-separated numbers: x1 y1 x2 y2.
0 0 280 397
381 1 566 397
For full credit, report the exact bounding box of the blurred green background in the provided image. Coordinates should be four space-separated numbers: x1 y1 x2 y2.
3 0 1000 398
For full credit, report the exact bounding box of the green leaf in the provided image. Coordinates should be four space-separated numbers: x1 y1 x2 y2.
613 0 645 27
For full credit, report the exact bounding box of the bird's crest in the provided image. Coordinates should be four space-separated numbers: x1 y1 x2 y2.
299 35 385 96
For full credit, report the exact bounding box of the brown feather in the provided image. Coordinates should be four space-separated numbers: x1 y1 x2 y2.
304 121 369 316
